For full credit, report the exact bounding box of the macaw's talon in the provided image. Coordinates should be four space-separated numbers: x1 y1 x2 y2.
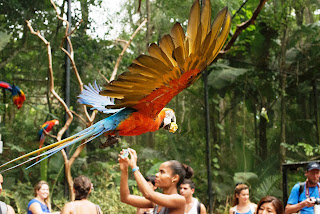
99 136 120 149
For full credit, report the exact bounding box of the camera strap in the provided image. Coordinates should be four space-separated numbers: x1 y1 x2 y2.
305 181 320 198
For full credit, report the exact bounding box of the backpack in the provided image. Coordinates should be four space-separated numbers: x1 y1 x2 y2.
298 182 306 198
197 200 200 214
0 201 8 214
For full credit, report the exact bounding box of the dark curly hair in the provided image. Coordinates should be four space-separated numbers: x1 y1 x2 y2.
73 175 92 200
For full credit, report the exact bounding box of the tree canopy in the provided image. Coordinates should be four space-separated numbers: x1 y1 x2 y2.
1 0 320 213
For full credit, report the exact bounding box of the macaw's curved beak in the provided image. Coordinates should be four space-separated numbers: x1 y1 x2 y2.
162 122 178 133
168 122 178 133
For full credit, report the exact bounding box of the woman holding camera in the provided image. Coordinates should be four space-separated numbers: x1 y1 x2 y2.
119 148 193 214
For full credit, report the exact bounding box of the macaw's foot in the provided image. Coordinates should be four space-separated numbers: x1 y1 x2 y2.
99 135 120 148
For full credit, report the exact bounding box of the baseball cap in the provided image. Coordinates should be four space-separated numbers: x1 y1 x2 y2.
306 162 320 171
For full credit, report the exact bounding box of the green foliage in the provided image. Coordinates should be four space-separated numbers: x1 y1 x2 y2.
1 0 320 213
253 175 282 201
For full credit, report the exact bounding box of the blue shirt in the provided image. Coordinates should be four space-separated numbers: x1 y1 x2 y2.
287 182 320 214
27 198 50 214
234 204 255 214
235 210 253 214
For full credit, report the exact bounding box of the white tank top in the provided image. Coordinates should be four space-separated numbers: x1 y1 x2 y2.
185 198 199 214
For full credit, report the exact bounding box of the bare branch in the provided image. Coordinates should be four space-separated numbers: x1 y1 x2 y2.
219 0 269 55
98 70 109 83
70 110 87 124
43 129 58 140
51 0 93 123
69 144 86 167
110 18 147 81
26 20 74 142
114 39 129 44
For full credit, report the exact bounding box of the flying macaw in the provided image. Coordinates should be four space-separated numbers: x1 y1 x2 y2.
38 120 60 150
0 0 231 171
0 81 26 109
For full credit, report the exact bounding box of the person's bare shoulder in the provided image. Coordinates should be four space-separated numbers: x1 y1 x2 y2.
7 205 15 214
251 203 257 208
200 203 206 214
229 206 235 214
61 202 73 214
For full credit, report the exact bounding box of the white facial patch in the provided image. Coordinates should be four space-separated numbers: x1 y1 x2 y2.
164 110 175 126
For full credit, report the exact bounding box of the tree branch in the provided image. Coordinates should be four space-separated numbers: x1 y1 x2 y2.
219 0 269 55
26 20 74 142
110 18 147 81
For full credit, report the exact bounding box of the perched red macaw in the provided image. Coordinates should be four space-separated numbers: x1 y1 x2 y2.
38 120 59 150
0 0 231 171
0 81 26 109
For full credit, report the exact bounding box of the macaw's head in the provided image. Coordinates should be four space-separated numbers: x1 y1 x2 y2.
52 120 59 125
12 89 26 109
159 108 178 133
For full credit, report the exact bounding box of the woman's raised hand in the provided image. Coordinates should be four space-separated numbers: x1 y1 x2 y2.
127 148 138 169
118 149 130 171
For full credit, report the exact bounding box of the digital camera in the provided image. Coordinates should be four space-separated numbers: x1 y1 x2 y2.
120 149 129 158
310 198 320 205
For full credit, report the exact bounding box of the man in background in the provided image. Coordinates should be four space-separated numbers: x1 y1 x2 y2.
0 174 15 214
285 162 320 214
180 179 206 214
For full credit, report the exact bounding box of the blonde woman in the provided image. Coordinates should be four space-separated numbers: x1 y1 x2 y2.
27 181 59 214
229 184 257 214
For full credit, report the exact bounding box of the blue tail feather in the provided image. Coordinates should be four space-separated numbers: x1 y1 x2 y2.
0 108 136 172
1 117 117 172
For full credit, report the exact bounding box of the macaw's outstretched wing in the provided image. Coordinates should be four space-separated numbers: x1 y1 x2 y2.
100 0 231 118
38 124 49 140
0 81 12 91
0 81 26 109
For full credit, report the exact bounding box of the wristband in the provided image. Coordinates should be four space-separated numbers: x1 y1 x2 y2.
132 166 139 173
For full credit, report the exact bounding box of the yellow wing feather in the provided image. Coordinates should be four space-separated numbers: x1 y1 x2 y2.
187 0 200 55
101 0 231 115
148 43 173 68
159 35 177 67
208 9 231 63
171 23 186 60
200 0 211 42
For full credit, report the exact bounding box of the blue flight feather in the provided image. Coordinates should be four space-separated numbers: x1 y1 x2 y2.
77 81 123 114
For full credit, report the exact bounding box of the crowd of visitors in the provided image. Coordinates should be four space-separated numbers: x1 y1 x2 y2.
5 150 319 214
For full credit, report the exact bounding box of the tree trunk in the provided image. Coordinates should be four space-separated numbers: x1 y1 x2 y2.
80 0 89 31
280 71 287 161
146 0 151 45
229 93 237 151
279 0 289 164
312 79 320 145
259 115 267 160
254 103 258 159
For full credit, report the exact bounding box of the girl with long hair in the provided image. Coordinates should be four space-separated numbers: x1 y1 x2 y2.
229 183 257 214
27 181 59 214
